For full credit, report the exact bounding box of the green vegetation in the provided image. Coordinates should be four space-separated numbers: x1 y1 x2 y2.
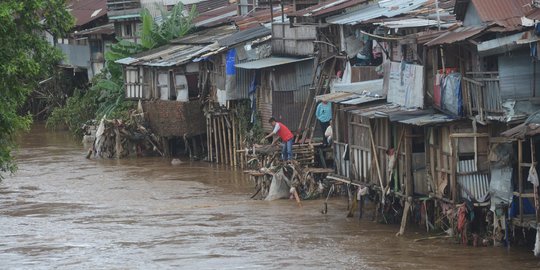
0 0 73 178
236 100 265 145
47 3 197 137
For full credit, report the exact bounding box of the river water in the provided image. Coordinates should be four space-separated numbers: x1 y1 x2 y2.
1 124 539 269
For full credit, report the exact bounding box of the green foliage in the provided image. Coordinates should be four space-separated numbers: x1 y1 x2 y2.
140 3 197 50
46 89 99 137
236 101 265 145
0 0 73 178
47 3 196 139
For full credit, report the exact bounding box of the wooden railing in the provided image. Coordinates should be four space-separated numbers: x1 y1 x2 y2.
461 72 502 122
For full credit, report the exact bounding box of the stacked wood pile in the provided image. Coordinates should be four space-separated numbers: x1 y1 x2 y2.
246 161 333 201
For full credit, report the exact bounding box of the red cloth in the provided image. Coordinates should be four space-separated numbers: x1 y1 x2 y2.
276 122 294 142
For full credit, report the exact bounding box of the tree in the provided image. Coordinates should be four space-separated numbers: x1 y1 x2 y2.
0 0 73 178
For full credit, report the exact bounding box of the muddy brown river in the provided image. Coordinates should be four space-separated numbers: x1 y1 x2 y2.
1 124 539 269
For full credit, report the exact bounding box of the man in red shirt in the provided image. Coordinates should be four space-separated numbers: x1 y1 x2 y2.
262 117 294 161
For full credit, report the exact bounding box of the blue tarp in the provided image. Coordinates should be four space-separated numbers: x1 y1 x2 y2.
441 72 462 116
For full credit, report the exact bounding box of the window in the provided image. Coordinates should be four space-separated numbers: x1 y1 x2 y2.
124 23 133 37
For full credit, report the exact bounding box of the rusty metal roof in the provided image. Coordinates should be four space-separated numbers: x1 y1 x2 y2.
425 25 486 46
193 4 238 28
526 7 540 20
233 5 293 30
455 0 533 30
288 0 368 18
218 26 271 47
171 25 238 45
68 0 108 27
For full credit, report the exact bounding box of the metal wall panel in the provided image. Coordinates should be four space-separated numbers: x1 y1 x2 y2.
499 50 540 99
457 159 490 202
272 91 305 132
334 142 351 179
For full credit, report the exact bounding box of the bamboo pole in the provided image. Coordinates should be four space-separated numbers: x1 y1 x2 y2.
368 124 384 193
207 115 212 162
214 116 220 164
531 139 539 226
226 114 233 166
519 139 523 223
232 112 238 167
217 116 224 164
220 116 228 164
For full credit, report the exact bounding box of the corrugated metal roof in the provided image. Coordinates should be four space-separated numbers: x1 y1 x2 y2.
171 25 238 45
455 0 533 30
501 111 540 139
349 104 455 125
233 5 293 30
115 44 212 67
526 7 540 20
373 18 449 29
235 57 313 69
332 79 384 95
388 110 456 126
193 4 238 28
350 103 407 118
425 26 485 46
327 0 429 25
315 92 385 105
68 0 108 27
218 26 271 47
183 0 231 14
74 23 115 36
288 0 368 18
471 0 532 29
458 159 490 202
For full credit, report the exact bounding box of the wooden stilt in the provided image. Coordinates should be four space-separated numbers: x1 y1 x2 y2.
220 116 228 164
206 115 211 162
226 114 233 166
232 112 238 167
396 199 412 236
214 116 220 164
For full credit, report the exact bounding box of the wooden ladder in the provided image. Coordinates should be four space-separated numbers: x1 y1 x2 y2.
296 55 338 144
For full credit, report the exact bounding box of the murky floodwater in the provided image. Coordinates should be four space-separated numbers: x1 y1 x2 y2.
1 124 539 269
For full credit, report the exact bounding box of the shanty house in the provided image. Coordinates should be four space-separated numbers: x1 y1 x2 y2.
116 25 239 152
55 0 111 80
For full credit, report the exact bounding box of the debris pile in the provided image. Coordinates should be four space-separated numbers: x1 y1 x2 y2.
87 107 164 159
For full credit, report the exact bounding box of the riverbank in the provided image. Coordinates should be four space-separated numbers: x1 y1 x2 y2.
1 125 538 269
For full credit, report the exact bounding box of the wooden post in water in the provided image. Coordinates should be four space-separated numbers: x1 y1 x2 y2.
214 116 220 164
207 115 212 162
114 126 122 159
220 116 228 164
232 112 238 167
226 114 233 166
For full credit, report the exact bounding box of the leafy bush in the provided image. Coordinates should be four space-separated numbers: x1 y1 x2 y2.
46 89 99 137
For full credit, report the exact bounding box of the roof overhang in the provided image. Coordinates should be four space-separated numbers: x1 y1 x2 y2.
235 57 313 69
